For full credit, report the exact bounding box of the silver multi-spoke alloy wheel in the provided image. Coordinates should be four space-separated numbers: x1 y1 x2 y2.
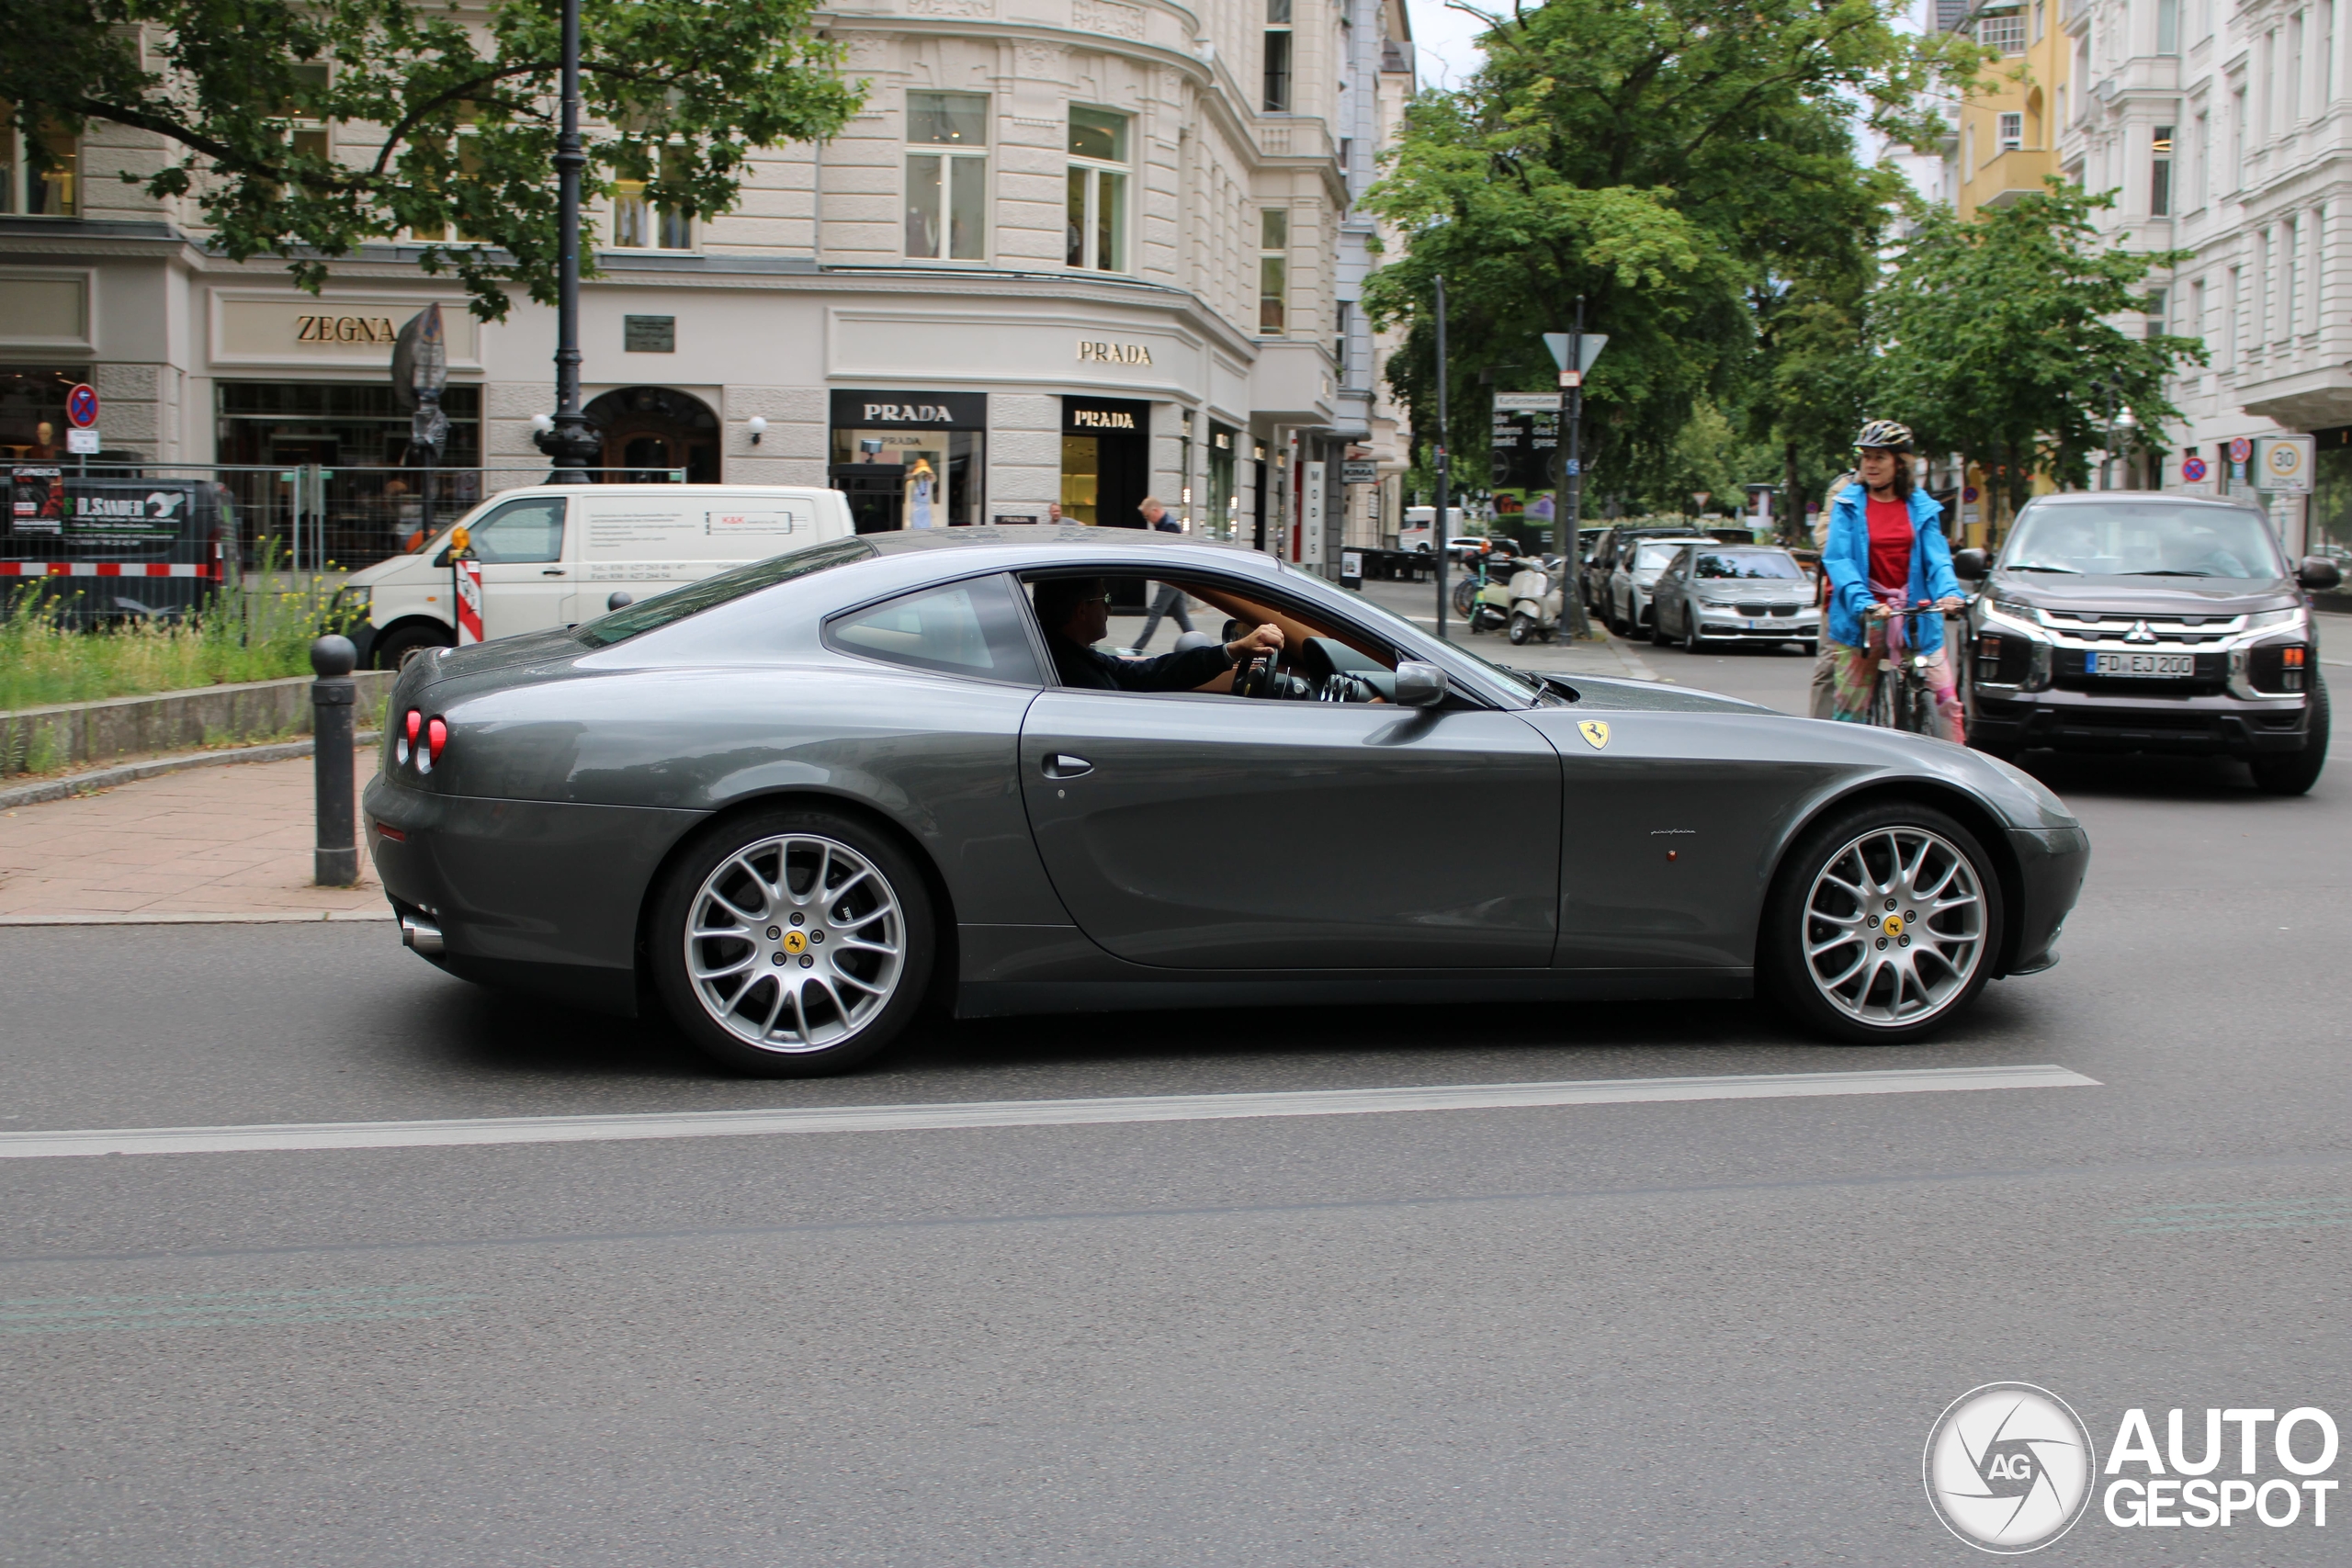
684 832 907 1054
1801 824 1986 1029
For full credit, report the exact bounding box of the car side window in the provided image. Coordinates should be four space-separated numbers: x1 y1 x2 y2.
825 574 1044 684
466 497 567 564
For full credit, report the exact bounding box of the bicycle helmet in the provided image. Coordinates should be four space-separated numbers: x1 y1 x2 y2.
1854 419 1914 452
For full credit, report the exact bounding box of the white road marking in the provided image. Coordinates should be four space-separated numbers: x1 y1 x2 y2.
0 1065 2097 1160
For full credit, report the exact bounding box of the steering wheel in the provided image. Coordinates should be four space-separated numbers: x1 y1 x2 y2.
1232 647 1278 697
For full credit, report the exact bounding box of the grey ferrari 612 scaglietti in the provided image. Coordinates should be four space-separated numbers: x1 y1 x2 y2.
363 526 2088 1075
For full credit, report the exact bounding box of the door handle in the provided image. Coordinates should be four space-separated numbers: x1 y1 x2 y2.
1042 753 1093 779
542 569 567 576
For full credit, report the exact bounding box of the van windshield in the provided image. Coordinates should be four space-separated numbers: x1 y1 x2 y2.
576 537 876 647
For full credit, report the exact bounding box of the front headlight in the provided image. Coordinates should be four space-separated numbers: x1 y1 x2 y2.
2245 606 2307 633
334 585 370 615
1981 596 2044 637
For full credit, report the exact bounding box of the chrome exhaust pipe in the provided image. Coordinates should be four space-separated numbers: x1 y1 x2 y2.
400 914 445 956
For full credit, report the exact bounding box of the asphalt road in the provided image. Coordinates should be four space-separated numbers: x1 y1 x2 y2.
5 621 2350 1563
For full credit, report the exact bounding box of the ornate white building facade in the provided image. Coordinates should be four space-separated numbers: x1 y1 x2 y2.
2060 0 2352 561
0 0 1417 567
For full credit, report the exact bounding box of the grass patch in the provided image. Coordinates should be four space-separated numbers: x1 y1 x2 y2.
0 568 350 713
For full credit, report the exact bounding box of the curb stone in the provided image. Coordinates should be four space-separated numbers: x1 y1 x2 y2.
0 732 381 813
0 908 391 927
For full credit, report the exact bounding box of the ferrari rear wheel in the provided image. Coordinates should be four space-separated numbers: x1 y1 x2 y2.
651 807 933 1076
1763 799 2003 1044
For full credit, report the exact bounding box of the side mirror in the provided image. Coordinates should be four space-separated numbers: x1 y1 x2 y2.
606 591 636 612
1951 547 1988 581
2298 556 2343 592
1393 660 1447 707
431 546 452 568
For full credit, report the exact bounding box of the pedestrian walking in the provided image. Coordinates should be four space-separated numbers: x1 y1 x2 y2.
1132 495 1195 650
1815 421 1967 740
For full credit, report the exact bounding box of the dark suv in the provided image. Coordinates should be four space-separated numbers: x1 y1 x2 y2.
1959 491 2341 794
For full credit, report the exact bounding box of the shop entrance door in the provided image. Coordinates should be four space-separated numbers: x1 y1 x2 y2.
1061 397 1149 528
585 387 720 482
832 464 904 534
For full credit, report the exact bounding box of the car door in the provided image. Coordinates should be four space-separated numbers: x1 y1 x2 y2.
1018 617 1561 972
1656 548 1690 636
458 494 573 639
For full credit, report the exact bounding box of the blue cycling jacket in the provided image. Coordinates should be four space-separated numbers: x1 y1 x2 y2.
1821 484 1962 652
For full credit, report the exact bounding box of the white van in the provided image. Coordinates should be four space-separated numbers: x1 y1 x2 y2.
340 484 855 668
1397 505 1464 554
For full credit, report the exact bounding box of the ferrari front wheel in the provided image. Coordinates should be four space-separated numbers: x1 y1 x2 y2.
1763 799 2003 1044
651 807 934 1076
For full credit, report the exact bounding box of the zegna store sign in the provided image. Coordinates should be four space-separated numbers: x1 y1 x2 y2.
210 295 481 367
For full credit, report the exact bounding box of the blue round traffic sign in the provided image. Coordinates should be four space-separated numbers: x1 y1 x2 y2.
64 383 99 428
2228 436 2253 464
2182 456 2209 482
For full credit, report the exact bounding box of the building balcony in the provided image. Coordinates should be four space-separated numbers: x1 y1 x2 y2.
1964 148 2058 213
2236 352 2352 431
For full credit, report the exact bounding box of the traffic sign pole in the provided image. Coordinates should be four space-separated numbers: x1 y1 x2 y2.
64 382 99 479
1553 297 1591 639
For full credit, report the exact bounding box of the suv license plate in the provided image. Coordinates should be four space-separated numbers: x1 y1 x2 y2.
2091 651 2195 677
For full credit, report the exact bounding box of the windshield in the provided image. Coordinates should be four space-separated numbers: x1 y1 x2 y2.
1694 549 1804 581
2004 503 2284 579
576 537 876 647
1633 543 1688 571
1335 590 1542 702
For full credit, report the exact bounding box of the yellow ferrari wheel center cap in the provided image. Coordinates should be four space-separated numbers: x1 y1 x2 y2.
1882 915 1905 938
783 930 808 954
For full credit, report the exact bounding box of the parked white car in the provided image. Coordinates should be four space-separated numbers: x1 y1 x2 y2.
338 484 856 668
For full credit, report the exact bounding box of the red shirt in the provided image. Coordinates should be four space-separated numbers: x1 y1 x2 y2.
1865 497 1913 594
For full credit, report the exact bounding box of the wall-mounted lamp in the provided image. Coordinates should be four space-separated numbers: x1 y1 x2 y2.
747 416 769 446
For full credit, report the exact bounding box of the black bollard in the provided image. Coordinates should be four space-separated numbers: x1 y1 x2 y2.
311 635 359 887
606 591 634 612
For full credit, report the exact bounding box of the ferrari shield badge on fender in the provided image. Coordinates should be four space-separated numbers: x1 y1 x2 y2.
1578 720 1611 750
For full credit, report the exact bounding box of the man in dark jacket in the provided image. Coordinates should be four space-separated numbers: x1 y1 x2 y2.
1035 577 1284 692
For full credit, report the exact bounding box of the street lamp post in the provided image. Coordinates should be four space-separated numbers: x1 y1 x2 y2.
532 0 601 483
1432 275 1451 645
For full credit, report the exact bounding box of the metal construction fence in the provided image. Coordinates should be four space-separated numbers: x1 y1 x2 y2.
8 462 683 581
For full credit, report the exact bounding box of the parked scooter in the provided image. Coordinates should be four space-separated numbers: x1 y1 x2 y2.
1506 559 1562 644
1451 551 1514 633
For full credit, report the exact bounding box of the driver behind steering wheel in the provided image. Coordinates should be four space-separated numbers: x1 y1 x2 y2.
1035 577 1283 692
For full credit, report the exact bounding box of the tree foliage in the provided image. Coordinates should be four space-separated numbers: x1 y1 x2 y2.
1871 179 2208 515
4 0 862 318
1360 0 1984 520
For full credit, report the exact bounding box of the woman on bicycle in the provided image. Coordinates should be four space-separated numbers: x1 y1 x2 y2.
1817 420 1967 741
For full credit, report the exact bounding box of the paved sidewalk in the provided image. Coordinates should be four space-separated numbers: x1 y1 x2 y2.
0 748 387 924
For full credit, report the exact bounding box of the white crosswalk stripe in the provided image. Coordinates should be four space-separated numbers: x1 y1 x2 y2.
0 1064 2098 1159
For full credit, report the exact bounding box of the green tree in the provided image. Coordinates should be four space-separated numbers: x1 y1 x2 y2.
1871 179 2208 521
4 0 861 319
1745 272 1873 530
1361 0 1984 546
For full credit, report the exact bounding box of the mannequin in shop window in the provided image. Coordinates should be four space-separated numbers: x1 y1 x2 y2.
905 457 937 529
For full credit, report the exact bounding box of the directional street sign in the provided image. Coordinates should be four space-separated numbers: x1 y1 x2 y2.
1542 333 1609 374
64 383 99 428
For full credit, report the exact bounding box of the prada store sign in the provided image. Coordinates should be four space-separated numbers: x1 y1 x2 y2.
212 296 481 367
